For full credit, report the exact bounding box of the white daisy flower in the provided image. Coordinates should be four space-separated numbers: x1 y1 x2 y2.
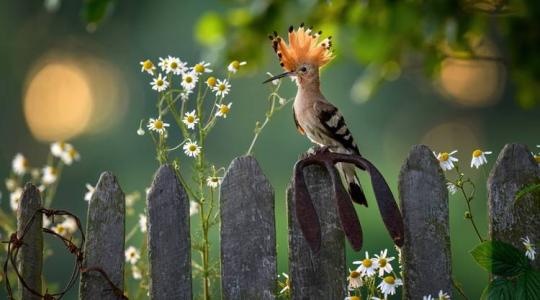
5 178 17 191
190 201 200 216
140 59 155 75
51 142 67 157
377 275 402 296
446 182 457 195
43 214 52 228
434 150 459 171
139 214 147 233
347 269 363 289
370 297 386 300
279 273 290 294
126 192 140 208
157 57 169 72
42 166 58 185
180 89 193 101
423 296 434 300
83 184 94 202
183 140 201 157
470 149 492 169
52 223 68 237
533 152 540 167
12 153 29 176
193 61 212 74
181 70 199 91
438 290 450 300
151 73 169 92
213 79 231 97
228 60 247 73
125 246 140 264
266 72 280 85
374 249 395 277
206 176 221 188
10 187 23 211
166 56 187 75
61 144 80 165
353 251 379 277
206 76 217 88
182 110 199 130
147 118 170 134
215 103 232 118
132 265 142 280
61 216 78 234
521 236 536 261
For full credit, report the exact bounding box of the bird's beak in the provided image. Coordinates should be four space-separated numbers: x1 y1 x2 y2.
263 71 295 84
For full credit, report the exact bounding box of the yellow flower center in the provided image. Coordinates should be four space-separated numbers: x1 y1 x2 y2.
56 225 65 234
349 270 360 278
362 258 372 268
49 167 58 176
439 152 449 161
379 258 387 267
156 79 164 87
143 60 153 70
207 77 216 87
194 64 205 73
211 177 219 183
130 252 136 257
231 60 240 69
189 145 197 152
349 297 360 300
170 62 178 69
154 120 163 129
68 148 77 158
383 276 395 284
473 149 482 157
534 155 540 163
187 116 195 123
218 84 226 91
220 105 230 114
185 76 193 83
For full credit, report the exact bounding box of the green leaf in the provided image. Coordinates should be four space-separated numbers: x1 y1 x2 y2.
480 278 515 300
81 0 114 32
516 270 540 300
195 12 225 46
471 240 530 277
515 183 540 202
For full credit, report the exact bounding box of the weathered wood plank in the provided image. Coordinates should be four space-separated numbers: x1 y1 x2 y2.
79 172 125 300
287 162 346 300
220 156 276 299
488 143 540 269
17 183 43 300
147 165 192 299
399 145 452 298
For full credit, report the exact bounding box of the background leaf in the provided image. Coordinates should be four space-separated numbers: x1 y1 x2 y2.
516 270 540 300
480 278 516 300
471 240 530 277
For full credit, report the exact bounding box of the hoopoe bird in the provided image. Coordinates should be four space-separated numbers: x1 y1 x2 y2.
264 23 368 206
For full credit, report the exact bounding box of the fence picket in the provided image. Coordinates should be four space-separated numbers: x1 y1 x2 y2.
17 183 43 300
220 156 277 299
287 162 347 299
488 143 540 269
398 145 452 298
147 165 192 299
79 172 125 300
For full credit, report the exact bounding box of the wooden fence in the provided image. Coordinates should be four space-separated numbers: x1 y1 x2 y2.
11 143 540 299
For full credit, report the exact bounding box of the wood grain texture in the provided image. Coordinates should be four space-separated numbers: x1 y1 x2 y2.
220 156 276 299
288 162 347 300
399 145 452 299
147 165 192 299
79 172 125 300
488 143 540 269
17 183 43 300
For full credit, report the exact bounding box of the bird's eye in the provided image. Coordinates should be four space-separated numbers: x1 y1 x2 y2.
300 66 307 73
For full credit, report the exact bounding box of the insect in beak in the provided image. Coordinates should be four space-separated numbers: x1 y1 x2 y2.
262 71 295 84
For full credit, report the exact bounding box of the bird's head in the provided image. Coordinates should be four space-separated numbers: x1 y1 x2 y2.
264 23 334 85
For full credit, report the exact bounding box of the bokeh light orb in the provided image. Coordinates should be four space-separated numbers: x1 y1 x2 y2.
24 61 93 141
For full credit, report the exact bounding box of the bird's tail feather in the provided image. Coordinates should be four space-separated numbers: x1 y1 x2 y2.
338 163 368 207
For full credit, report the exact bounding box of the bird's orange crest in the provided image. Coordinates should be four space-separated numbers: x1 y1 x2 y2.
269 23 334 72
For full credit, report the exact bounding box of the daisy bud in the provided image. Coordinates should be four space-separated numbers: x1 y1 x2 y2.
137 128 145 136
207 76 217 87
464 211 472 219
